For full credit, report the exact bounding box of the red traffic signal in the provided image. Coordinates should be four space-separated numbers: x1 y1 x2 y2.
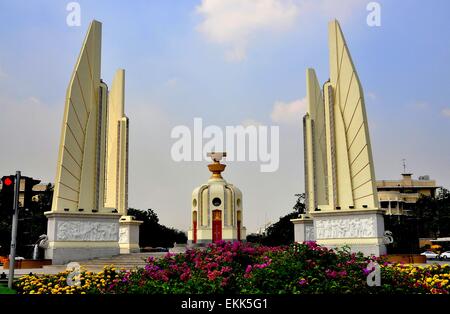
2 176 15 187
3 177 13 186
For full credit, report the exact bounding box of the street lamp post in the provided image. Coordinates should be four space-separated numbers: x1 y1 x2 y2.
8 171 21 289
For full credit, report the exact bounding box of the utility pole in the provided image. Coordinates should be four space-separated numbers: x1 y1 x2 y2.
8 171 21 289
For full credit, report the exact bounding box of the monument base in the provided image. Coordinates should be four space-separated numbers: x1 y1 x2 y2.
119 216 142 254
310 209 386 257
45 212 121 265
291 215 315 242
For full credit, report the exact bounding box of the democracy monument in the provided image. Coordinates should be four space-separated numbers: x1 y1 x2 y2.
45 20 141 264
42 18 385 265
292 20 386 256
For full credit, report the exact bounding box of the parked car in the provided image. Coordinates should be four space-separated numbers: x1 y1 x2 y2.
421 251 440 259
439 251 450 260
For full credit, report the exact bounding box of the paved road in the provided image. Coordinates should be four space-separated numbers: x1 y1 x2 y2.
426 259 450 265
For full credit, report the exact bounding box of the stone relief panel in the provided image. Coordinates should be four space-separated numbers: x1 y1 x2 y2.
119 227 129 243
56 221 119 241
305 225 315 241
315 216 376 239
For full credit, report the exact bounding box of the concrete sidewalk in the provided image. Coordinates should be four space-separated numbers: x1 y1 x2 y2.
0 252 168 278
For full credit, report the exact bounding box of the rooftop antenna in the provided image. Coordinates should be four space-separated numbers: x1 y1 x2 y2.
402 158 407 173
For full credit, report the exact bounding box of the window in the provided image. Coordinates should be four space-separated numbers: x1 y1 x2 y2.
212 197 222 207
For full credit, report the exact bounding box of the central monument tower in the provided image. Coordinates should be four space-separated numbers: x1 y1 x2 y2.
188 153 246 244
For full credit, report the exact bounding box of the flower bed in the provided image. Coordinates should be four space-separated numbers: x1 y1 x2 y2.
14 241 450 294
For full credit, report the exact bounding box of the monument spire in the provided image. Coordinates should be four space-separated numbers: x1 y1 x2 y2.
45 20 140 264
293 20 386 257
207 152 227 179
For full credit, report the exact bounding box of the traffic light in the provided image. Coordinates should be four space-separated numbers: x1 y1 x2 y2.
1 175 16 211
22 176 41 209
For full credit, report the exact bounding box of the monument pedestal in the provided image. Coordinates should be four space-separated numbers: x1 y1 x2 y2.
119 216 142 254
310 209 386 257
291 215 315 242
45 212 121 265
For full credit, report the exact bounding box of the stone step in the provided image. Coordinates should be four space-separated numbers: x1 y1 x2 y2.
36 252 170 274
76 258 147 264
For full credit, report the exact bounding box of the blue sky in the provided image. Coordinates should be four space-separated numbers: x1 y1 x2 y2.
0 0 449 233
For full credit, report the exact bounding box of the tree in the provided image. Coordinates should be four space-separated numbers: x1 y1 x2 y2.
263 211 299 246
0 183 53 257
293 193 306 214
384 215 420 254
127 208 187 248
246 193 305 246
415 187 450 238
384 187 450 254
0 183 186 257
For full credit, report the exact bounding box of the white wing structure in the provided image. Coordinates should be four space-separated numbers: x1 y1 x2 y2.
300 20 385 257
46 20 140 264
326 20 379 211
304 20 379 213
51 20 102 213
105 69 129 215
50 20 129 215
303 69 327 213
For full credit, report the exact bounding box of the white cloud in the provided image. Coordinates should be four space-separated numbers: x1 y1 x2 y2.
442 108 450 118
196 0 299 62
270 97 307 125
313 0 363 21
195 0 363 62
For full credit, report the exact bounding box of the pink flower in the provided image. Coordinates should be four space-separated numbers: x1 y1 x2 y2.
245 265 252 273
221 277 229 287
207 270 221 281
221 266 232 273
325 270 338 278
180 271 191 281
298 279 308 286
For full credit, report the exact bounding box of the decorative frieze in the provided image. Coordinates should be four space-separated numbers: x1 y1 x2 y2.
56 220 119 241
315 216 376 239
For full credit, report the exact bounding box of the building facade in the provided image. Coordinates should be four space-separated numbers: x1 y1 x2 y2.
377 173 438 216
